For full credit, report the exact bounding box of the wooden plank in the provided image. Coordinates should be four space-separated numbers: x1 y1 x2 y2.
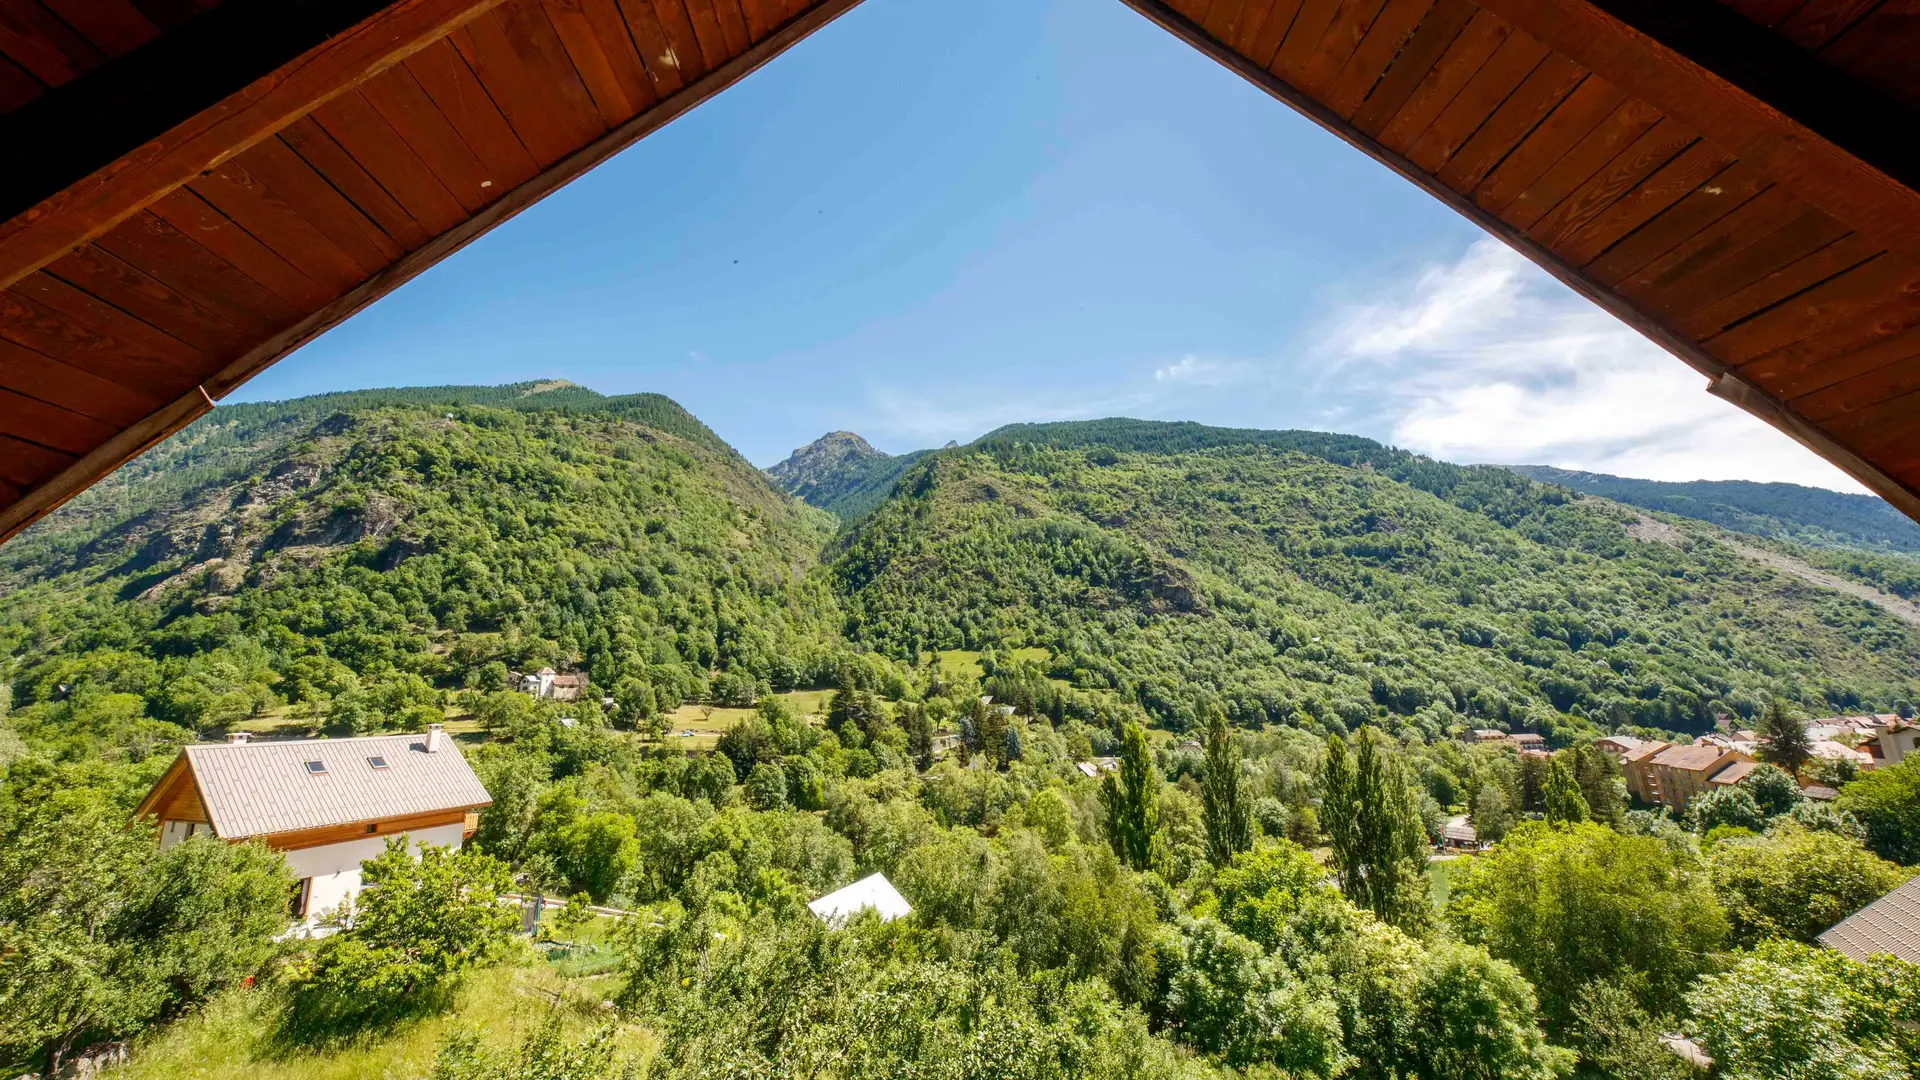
1550 138 1734 265
0 1 106 86
712 0 752 54
0 384 210 541
1642 208 1851 321
1675 232 1881 338
1324 0 1435 118
261 806 475 851
1776 0 1882 49
359 62 504 213
278 116 433 252
0 385 119 454
1404 29 1553 173
44 245 251 356
615 0 688 95
1374 7 1507 148
1816 3 1920 112
1117 0 1920 518
1717 0 1810 25
0 0 510 293
1769 324 1920 401
1298 0 1392 98
1498 96 1662 231
1201 0 1256 45
1272 0 1348 84
0 335 160 426
679 0 733 71
0 433 76 489
451 6 600 166
401 38 542 191
1471 74 1626 213
1615 184 1808 296
310 90 471 234
186 161 367 297
645 0 708 83
1795 352 1920 423
1350 0 1476 135
545 0 641 125
1705 253 1920 365
1738 288 1920 382
40 0 160 58
1244 1 1309 71
1433 54 1583 193
0 54 46 113
1584 160 1770 286
9 271 204 366
0 287 189 401
235 134 403 270
146 188 332 311
1471 0 1920 256
739 0 784 39
94 209 303 335
576 0 659 111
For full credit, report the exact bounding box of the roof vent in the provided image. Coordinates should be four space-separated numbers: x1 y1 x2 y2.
304 760 327 775
425 724 444 753
227 732 251 745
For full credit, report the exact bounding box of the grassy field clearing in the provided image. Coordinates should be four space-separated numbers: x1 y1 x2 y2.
656 688 834 750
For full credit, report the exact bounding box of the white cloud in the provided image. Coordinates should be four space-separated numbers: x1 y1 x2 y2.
1154 354 1254 385
1315 239 1865 491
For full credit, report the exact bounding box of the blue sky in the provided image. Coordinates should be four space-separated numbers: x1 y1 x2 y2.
237 0 1858 490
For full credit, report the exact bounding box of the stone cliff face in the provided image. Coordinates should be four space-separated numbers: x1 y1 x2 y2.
767 431 892 506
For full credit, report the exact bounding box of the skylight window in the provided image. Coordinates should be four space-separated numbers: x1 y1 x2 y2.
367 756 389 770
304 760 328 775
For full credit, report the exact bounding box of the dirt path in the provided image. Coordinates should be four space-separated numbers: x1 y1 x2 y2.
1727 539 1920 626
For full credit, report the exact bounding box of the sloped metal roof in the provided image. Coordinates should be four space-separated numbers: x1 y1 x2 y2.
807 872 913 927
1820 875 1920 965
183 732 491 840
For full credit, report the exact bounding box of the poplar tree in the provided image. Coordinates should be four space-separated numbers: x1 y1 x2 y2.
1543 758 1591 825
1323 729 1430 928
1201 708 1253 868
1101 721 1159 871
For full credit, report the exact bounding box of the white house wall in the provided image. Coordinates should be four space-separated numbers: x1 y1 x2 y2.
285 822 467 930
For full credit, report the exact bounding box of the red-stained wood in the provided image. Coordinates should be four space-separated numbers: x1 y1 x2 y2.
0 434 74 488
1324 0 1435 118
1373 6 1506 146
0 287 190 400
1434 55 1585 193
1498 96 1662 230
310 90 471 232
1244 1 1309 70
1716 0 1811 26
1403 28 1553 173
1584 160 1771 285
1775 0 1882 49
0 54 45 112
1676 232 1881 338
9 271 204 367
401 38 543 189
738 0 783 39
1201 0 1255 45
576 0 659 112
1272 0 1348 84
185 161 367 297
1550 138 1734 265
452 5 600 166
1470 75 1626 213
40 0 160 58
0 0 509 294
1770 325 1920 401
358 63 504 213
1795 352 1920 423
646 0 708 83
1816 3 1920 112
1472 0 1920 255
678 0 731 71
1645 209 1852 321
1743 293 1920 389
278 116 433 253
44 245 251 356
0 1 107 87
1353 1 1479 135
94 209 302 334
1299 0 1392 97
0 335 161 426
0 385 119 454
0 381 211 541
146 189 332 311
1615 185 1809 297
237 134 404 270
545 0 641 125
615 0 687 95
712 0 752 53
1706 254 1920 365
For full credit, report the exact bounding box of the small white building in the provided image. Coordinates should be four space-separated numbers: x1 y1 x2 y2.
807 872 913 927
133 726 492 932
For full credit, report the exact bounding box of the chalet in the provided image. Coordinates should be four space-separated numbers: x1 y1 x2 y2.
1506 733 1547 752
1440 816 1482 851
516 667 589 702
133 726 491 932
1467 729 1508 744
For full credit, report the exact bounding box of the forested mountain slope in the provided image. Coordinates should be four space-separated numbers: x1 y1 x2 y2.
829 421 1920 737
0 388 843 746
1509 464 1920 553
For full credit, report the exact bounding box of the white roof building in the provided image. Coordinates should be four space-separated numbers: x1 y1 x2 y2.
807 872 913 927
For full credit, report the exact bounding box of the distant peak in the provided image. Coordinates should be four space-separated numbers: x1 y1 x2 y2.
518 379 579 396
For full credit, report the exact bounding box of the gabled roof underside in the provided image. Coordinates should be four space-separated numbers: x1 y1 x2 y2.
182 732 491 838
3 0 1920 541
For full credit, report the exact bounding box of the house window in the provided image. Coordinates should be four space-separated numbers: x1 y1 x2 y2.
365 823 378 834
304 760 328 775
290 878 312 918
367 756 389 770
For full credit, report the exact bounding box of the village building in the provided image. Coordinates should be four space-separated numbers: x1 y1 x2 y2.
132 726 491 932
1440 815 1482 851
515 666 589 701
1506 733 1547 751
1594 735 1646 757
1467 729 1508 744
1621 741 1754 811
1878 719 1918 767
807 872 913 927
1706 760 1758 788
1819 876 1920 965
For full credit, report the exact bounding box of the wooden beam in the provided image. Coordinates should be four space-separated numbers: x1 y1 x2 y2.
0 0 508 293
1471 0 1920 256
0 0 868 546
1115 0 1920 522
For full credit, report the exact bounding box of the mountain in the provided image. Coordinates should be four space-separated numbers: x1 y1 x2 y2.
1508 465 1920 554
5 398 1919 752
767 432 930 519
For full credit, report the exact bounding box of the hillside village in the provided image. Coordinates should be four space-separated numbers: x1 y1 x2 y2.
3 393 1919 1079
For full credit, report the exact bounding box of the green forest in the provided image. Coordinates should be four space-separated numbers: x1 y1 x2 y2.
3 384 1918 1079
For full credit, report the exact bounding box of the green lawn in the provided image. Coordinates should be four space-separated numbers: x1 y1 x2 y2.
656 688 834 751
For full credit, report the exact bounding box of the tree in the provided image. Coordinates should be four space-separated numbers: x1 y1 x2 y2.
286 841 515 1037
1162 919 1350 1076
903 703 934 771
551 812 639 902
1023 789 1075 850
1688 940 1916 1080
1743 762 1803 818
746 762 790 812
1201 709 1253 868
0 778 288 1074
1835 757 1920 864
1688 785 1766 834
1757 698 1812 776
1322 731 1429 928
1100 721 1159 871
1707 824 1912 946
1472 783 1515 843
979 701 1008 771
1567 979 1695 1080
1448 821 1728 1032
1407 941 1576 1080
1543 758 1589 825
1517 751 1549 813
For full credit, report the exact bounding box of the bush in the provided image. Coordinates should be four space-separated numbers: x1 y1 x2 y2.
1708 825 1912 946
